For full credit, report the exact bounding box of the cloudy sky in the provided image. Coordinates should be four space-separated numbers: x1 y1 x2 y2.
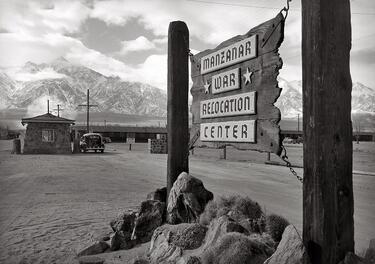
0 0 374 90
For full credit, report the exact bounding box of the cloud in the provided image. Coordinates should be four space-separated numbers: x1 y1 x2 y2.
1 0 375 90
90 0 285 44
152 37 168 45
0 0 91 35
7 67 67 82
135 54 167 89
119 36 156 55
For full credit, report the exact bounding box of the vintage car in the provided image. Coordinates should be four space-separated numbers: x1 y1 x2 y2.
80 133 105 153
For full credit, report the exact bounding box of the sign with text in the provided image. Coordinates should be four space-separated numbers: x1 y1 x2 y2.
190 13 285 155
200 92 256 119
200 120 255 142
201 35 257 74
212 68 240 94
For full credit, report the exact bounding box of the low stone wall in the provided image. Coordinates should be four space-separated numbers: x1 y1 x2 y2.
148 138 167 154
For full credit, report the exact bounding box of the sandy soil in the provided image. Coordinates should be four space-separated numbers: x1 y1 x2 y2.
0 140 374 263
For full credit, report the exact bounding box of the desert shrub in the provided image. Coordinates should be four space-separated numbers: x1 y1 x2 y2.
241 215 266 234
201 232 270 264
265 214 289 242
199 195 263 226
132 255 150 264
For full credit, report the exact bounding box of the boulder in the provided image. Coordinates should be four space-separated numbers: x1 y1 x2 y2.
167 172 213 224
110 211 136 233
339 252 367 264
110 230 135 251
96 234 110 242
200 232 271 264
147 187 167 203
177 256 202 264
365 239 375 264
132 200 165 243
77 241 109 257
132 258 150 264
149 223 207 264
201 216 248 252
264 225 310 264
78 255 105 264
94 230 112 242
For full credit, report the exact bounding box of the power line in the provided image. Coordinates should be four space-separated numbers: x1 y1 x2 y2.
185 0 298 11
185 0 375 15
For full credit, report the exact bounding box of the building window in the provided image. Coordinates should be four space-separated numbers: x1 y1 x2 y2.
42 129 55 142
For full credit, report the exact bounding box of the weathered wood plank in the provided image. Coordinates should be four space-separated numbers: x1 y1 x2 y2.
302 0 354 263
190 13 284 155
167 21 189 197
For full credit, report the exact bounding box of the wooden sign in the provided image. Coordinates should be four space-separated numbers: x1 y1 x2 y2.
201 120 256 142
212 68 240 94
201 35 257 74
190 13 285 155
200 92 256 118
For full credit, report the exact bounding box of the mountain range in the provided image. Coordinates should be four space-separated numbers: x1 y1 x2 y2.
0 57 167 117
276 77 375 118
0 58 374 119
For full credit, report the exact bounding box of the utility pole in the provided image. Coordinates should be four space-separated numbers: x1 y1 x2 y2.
104 119 107 127
78 89 98 133
53 104 64 117
302 0 354 263
47 100 50 114
167 21 189 199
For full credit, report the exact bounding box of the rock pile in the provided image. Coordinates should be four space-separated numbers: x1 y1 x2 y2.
145 192 305 264
78 172 375 264
76 172 213 262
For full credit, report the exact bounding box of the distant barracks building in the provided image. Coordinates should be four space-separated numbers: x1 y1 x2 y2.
22 113 75 154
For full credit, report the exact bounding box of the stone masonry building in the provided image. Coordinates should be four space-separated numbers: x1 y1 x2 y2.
22 113 75 154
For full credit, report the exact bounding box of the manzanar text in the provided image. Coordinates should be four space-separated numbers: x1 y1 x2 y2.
200 35 257 74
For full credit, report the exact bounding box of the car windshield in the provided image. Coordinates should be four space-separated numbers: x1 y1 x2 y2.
84 135 101 145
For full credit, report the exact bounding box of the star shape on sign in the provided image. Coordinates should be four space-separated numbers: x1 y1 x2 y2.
243 68 253 85
204 82 211 94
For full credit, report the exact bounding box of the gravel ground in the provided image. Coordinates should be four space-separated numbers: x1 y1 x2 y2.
0 140 374 263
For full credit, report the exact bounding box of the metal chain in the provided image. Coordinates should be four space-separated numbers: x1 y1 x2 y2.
280 0 291 20
280 145 303 183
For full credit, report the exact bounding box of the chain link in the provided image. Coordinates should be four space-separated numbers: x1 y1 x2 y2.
280 145 303 183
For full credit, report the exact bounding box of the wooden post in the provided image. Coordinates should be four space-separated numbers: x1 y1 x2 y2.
167 21 189 197
266 152 270 162
222 146 227 160
87 89 90 133
12 139 21 154
302 1 354 263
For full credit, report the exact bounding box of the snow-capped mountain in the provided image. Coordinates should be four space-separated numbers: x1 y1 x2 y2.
0 72 16 108
276 77 303 118
0 58 167 116
276 77 375 118
352 82 375 113
1 58 374 119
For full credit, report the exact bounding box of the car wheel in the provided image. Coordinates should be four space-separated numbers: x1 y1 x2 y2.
101 150 104 153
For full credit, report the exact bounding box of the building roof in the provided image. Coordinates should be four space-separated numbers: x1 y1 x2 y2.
21 113 75 125
72 125 166 134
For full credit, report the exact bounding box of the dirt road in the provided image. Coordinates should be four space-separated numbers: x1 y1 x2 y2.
0 141 374 263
